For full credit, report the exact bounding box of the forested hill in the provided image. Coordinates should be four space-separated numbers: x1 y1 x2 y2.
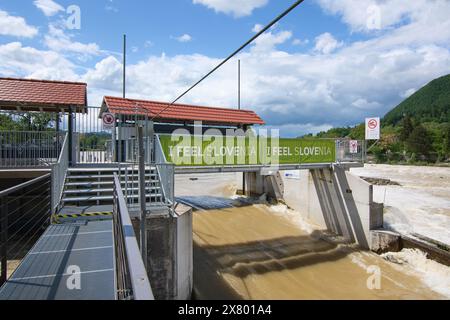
302 74 450 163
383 74 450 126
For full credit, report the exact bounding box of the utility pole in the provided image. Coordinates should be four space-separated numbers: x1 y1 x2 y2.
117 34 126 163
238 59 241 110
137 126 147 268
123 34 126 99
238 59 246 194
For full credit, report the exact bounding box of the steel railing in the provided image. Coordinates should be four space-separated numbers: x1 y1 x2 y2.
117 163 164 209
155 135 175 206
0 131 65 168
112 173 154 300
336 139 366 163
156 164 175 206
51 133 69 213
0 173 52 286
74 106 113 164
117 134 174 209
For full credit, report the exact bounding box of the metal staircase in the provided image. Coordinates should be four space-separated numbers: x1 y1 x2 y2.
60 167 165 207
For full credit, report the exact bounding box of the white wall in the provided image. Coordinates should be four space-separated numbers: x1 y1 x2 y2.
283 166 383 249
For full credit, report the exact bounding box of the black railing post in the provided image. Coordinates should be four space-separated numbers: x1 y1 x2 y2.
68 106 74 166
47 180 52 225
0 198 8 286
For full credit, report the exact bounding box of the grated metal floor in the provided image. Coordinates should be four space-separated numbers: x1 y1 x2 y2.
0 213 115 300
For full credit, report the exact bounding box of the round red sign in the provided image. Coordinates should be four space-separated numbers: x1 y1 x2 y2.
368 119 378 130
103 113 115 126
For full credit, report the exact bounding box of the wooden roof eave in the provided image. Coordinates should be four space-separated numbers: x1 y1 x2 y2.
0 101 87 113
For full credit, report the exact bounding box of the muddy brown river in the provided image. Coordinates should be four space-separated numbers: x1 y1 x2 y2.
176 173 446 300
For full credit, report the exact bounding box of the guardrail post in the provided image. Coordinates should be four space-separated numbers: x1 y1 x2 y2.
0 198 8 286
68 106 74 166
364 140 367 163
149 121 154 164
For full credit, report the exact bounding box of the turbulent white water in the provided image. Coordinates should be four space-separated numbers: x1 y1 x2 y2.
269 202 450 299
283 165 450 298
268 203 316 234
350 164 450 245
382 249 450 297
176 171 449 299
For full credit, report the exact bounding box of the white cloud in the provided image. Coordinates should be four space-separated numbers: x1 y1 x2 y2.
105 0 119 13
173 34 193 43
2 1 450 137
252 30 292 52
0 10 38 38
73 18 450 135
401 88 416 99
252 24 263 33
292 38 309 46
314 32 343 54
352 98 381 110
34 0 64 17
44 25 101 56
316 0 450 38
193 0 268 18
264 123 334 137
0 42 77 80
82 56 123 92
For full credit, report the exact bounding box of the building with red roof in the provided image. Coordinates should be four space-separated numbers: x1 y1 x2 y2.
0 77 87 112
101 96 265 127
0 77 265 165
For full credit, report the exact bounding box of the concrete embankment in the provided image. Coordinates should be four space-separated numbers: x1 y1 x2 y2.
371 229 450 266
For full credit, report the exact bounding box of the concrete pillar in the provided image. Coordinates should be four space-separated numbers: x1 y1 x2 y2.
370 230 401 254
243 171 264 197
243 170 284 201
132 204 193 300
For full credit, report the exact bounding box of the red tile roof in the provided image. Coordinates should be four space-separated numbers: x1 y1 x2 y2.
0 77 87 112
102 96 265 126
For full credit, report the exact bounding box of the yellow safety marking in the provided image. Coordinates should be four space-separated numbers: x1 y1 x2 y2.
54 212 113 219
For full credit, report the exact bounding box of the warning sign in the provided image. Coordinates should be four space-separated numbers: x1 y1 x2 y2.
365 117 380 140
349 140 358 154
102 113 115 129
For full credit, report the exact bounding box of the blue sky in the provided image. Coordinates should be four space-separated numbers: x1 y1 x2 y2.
1 1 352 62
1 0 450 136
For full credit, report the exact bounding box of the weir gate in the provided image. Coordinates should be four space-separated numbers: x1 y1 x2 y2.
0 78 377 300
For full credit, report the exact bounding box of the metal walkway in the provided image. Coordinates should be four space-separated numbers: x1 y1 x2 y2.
0 207 115 300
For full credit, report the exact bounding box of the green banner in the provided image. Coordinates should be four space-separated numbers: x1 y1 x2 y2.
158 135 336 166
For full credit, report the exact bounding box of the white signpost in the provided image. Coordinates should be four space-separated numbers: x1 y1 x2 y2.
102 112 115 130
349 140 358 154
365 117 380 140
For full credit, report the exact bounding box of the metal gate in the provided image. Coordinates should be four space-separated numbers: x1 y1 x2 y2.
73 106 113 164
70 106 154 165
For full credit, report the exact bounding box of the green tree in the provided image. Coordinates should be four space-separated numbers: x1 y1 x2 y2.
349 123 365 140
0 114 18 130
443 123 450 157
399 114 414 141
16 113 54 131
406 124 432 155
